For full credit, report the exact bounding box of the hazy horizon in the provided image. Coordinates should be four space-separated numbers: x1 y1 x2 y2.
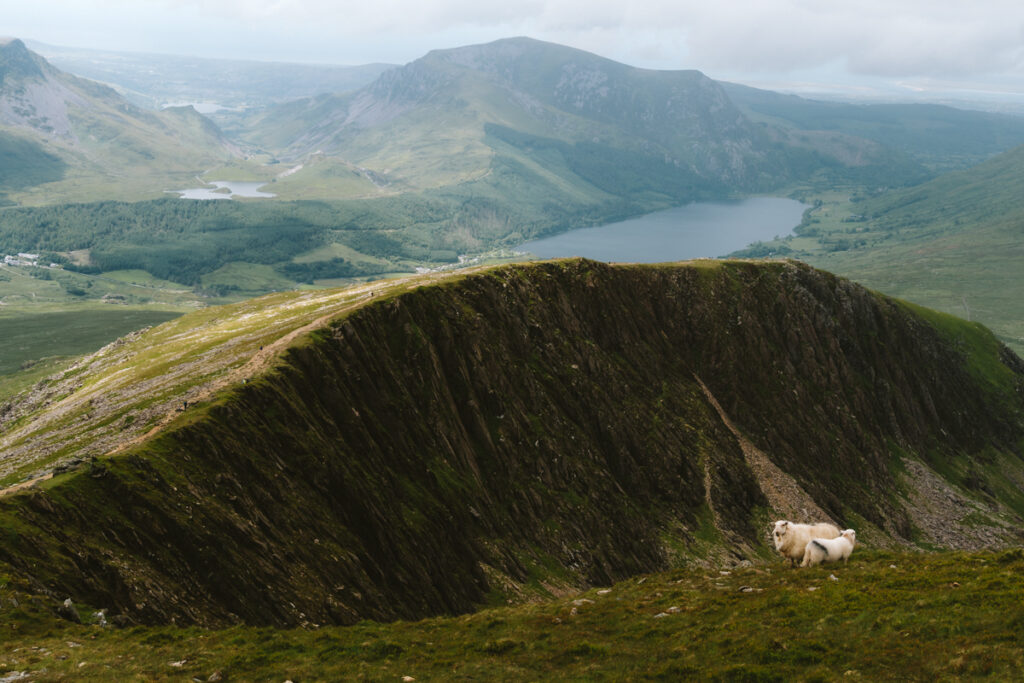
5 0 1024 108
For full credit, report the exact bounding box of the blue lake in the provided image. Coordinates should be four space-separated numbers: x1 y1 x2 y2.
518 197 805 262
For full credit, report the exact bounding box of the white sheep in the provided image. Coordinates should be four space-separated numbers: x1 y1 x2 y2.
772 520 841 567
801 529 857 567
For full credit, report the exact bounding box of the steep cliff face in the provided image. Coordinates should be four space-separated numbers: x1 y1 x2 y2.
2 259 1023 627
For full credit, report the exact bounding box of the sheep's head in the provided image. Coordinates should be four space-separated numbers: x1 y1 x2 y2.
841 529 856 545
772 520 790 549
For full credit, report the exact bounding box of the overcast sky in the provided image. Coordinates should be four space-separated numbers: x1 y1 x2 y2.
6 0 1024 100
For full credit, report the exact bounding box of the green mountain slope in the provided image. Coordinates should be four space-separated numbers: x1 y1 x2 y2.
0 129 66 196
778 142 1024 354
1 260 1022 629
722 81 1024 172
240 37 917 195
0 38 240 205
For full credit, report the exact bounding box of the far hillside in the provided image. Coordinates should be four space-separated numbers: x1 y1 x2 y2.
0 38 242 206
29 39 395 111
723 81 1024 172
6 36 1024 380
238 36 934 196
734 141 1024 355
6 36 1004 296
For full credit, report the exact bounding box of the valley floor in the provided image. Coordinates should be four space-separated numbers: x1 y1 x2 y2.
3 550 1023 681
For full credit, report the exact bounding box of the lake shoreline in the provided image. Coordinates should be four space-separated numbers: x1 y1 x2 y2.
169 180 276 200
518 197 806 263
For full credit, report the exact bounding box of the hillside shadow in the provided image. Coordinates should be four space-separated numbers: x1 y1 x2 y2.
0 131 68 190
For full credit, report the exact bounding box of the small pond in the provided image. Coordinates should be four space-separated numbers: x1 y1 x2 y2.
170 181 275 200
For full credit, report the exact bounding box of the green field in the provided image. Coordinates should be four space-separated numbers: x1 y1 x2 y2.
0 308 181 376
2 550 1022 680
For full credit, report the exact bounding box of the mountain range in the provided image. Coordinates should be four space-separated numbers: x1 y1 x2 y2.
239 36 968 198
3 36 1024 370
28 39 394 111
10 36 1024 210
3 34 1024 678
240 37 793 191
0 37 238 206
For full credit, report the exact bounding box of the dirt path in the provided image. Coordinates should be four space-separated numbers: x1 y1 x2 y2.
106 294 376 457
0 289 376 498
0 472 53 496
0 265 501 498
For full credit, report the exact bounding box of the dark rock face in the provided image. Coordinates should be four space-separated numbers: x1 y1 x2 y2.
1 259 1022 627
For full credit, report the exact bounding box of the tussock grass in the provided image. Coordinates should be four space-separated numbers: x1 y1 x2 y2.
2 550 1023 680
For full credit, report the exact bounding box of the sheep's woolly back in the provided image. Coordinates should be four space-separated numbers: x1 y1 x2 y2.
801 530 856 567
808 523 842 538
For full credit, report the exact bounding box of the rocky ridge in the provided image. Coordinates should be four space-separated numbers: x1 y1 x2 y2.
1 259 1023 628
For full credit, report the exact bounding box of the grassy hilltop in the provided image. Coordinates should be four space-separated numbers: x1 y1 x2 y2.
1 259 1023 678
2 260 1024 610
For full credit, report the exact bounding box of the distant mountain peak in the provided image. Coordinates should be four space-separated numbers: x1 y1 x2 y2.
247 36 766 190
424 36 617 72
0 37 47 83
0 39 239 203
423 36 704 79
